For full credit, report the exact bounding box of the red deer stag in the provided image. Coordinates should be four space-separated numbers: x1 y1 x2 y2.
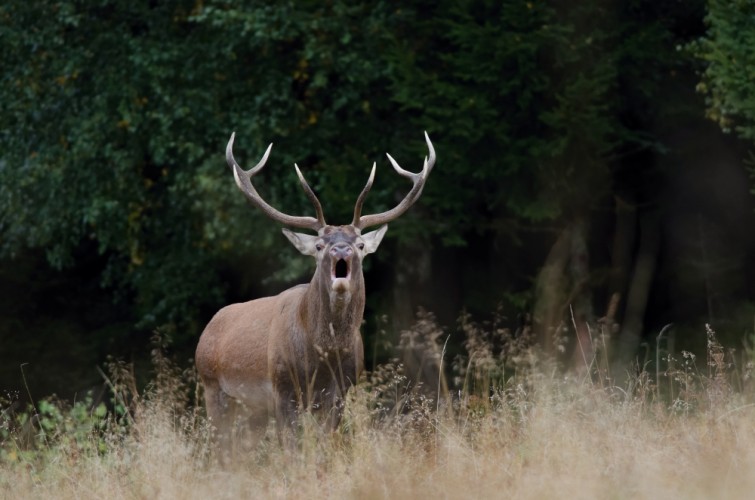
196 132 435 449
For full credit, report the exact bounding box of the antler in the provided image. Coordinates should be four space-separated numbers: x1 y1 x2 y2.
227 133 326 232
352 132 436 230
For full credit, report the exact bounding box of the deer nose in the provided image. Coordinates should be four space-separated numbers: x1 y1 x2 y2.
330 244 352 260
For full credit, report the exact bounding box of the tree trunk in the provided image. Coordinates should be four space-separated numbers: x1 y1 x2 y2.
613 211 661 381
609 196 638 305
390 236 442 393
533 218 595 368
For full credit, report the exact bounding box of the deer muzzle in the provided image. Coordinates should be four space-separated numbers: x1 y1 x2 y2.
330 245 353 293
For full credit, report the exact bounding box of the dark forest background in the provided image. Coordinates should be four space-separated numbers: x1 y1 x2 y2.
2 0 755 401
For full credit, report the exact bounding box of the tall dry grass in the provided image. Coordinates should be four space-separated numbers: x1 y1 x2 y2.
2 316 755 499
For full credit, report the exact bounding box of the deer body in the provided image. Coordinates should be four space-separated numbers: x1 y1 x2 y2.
196 132 434 449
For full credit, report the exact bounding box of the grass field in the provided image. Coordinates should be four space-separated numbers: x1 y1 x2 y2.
2 318 755 499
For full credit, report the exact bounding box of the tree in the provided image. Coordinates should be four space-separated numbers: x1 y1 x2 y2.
0 0 723 398
380 0 705 367
0 1 408 333
694 0 755 142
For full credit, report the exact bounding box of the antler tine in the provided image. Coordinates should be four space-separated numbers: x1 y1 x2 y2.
294 164 326 228
227 132 273 176
351 162 376 227
354 132 436 230
227 133 325 232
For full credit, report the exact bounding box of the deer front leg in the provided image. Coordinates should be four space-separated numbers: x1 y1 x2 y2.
321 382 348 432
323 352 359 431
274 390 300 450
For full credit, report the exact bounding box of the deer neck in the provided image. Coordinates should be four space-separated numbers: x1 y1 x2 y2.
299 271 365 346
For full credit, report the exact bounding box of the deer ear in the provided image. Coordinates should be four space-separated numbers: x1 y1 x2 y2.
282 229 319 256
361 225 388 254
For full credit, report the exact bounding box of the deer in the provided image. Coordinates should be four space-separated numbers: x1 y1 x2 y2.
195 131 435 451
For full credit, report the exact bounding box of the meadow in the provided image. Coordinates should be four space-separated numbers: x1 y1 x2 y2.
2 314 755 499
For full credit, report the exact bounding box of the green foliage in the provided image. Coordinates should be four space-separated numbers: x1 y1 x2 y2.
0 394 125 462
0 0 705 338
0 1 402 329
384 1 688 238
693 0 755 140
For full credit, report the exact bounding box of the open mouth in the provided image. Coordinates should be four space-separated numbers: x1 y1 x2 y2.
334 259 349 279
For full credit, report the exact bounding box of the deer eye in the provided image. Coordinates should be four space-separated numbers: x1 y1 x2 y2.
316 244 324 252
357 243 365 251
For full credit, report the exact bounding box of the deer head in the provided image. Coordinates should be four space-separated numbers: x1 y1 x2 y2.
226 131 436 307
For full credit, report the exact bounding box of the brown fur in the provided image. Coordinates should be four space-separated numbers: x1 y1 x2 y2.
199 132 434 454
195 226 375 451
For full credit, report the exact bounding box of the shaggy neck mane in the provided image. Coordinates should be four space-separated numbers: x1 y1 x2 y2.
298 272 365 348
